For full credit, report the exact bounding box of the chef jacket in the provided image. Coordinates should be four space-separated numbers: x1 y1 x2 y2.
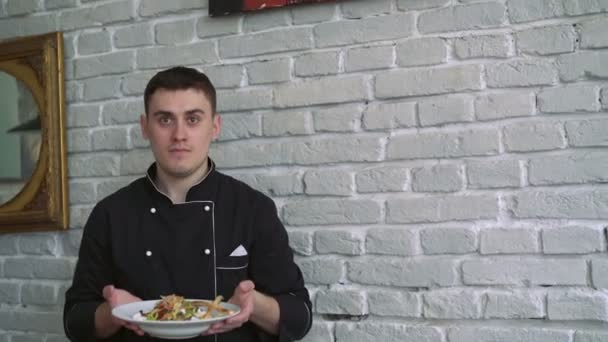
63 160 312 342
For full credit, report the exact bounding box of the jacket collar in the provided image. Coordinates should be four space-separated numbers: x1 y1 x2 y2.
144 158 217 204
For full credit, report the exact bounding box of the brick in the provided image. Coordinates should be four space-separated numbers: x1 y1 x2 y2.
262 110 312 137
315 13 414 47
19 234 56 255
487 60 556 87
83 76 121 101
45 0 77 10
467 160 520 189
65 81 81 103
529 151 608 185
462 258 587 285
213 137 382 167
366 228 418 256
298 258 343 285
542 226 604 254
291 2 335 24
313 104 361 133
454 34 511 59
388 128 499 160
220 27 312 58
138 0 205 17
548 290 608 320
512 189 608 219
503 121 564 152
341 0 391 18
287 230 313 256
423 289 481 319
96 177 133 200
218 113 261 141
475 91 535 121
315 230 363 255
102 99 143 125
121 71 156 96
480 228 539 254
565 119 608 147
22 283 57 305
0 235 19 255
74 51 134 79
362 101 416 130
576 330 608 342
0 311 67 334
484 290 545 318
564 0 608 15
315 288 366 315
418 3 505 33
580 17 608 48
397 0 449 11
295 51 339 77
137 42 217 69
336 323 442 342
283 199 381 226
419 95 474 127
507 0 564 23
516 25 575 55
69 154 119 177
4 258 73 280
70 205 94 228
412 164 462 192
304 169 352 196
356 166 408 193
396 38 447 67
114 22 153 48
349 257 457 287
201 64 243 89
539 85 599 113
92 127 129 151
603 88 608 109
448 326 570 342
299 322 333 342
6 0 39 15
70 179 98 203
557 51 608 82
131 124 150 148
368 290 420 317
119 149 154 175
246 58 291 85
388 194 498 223
77 30 111 55
59 1 133 30
196 14 240 38
155 19 195 45
243 9 289 32
345 45 393 72
0 281 19 304
376 64 482 98
12 335 46 342
592 257 608 289
67 129 92 153
217 88 272 112
421 227 477 254
274 75 368 108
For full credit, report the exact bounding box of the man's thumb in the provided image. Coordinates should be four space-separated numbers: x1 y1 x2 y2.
239 280 255 292
102 284 115 300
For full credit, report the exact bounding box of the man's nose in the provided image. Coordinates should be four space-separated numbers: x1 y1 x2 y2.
172 119 187 140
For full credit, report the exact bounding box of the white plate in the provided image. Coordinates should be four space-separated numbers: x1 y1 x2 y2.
112 299 240 339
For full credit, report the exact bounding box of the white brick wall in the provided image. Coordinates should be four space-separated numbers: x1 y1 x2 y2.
1 0 607 340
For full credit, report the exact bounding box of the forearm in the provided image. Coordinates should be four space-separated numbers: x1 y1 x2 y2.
251 291 280 335
94 301 121 339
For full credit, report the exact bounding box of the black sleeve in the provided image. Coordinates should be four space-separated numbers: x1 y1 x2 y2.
249 195 313 342
63 202 114 341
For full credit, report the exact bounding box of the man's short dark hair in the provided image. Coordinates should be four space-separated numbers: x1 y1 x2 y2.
144 66 217 115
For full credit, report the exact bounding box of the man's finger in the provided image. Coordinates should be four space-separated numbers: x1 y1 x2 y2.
238 280 255 292
102 285 114 300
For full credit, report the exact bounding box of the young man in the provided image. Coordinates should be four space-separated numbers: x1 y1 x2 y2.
63 67 312 341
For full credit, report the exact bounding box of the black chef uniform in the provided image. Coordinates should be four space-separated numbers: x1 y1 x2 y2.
63 160 312 342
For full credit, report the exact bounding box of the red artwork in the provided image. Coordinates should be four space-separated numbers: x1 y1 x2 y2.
210 0 337 16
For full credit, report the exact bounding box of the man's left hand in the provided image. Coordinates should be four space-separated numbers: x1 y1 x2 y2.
203 280 255 335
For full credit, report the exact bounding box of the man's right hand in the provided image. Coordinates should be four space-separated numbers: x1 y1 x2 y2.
94 285 145 338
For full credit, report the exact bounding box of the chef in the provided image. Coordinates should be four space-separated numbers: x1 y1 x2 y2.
63 66 312 342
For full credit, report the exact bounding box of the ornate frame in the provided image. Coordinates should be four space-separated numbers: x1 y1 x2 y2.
0 32 68 233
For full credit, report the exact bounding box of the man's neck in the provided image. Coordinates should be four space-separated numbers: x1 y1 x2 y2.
155 160 209 203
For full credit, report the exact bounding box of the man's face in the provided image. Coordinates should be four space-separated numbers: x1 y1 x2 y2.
140 88 221 179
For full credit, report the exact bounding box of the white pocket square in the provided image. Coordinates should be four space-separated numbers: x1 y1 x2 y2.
229 245 248 257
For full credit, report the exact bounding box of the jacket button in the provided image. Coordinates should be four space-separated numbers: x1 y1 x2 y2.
204 205 210 212
150 208 156 214
146 250 152 256
204 249 211 255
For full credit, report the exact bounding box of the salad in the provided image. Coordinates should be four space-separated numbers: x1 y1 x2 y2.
136 294 234 321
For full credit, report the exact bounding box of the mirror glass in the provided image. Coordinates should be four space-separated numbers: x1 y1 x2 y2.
0 70 41 205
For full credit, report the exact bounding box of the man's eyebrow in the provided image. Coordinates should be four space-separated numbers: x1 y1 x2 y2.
185 109 205 115
151 110 174 117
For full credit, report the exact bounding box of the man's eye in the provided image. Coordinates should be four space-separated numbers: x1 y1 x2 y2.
187 116 200 124
159 117 172 124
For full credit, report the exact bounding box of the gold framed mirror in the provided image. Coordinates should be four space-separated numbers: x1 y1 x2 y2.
0 32 68 233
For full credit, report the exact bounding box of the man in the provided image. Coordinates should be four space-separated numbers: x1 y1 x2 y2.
63 66 312 341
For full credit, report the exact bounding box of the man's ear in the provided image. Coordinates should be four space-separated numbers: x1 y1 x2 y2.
212 113 222 141
139 113 149 140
